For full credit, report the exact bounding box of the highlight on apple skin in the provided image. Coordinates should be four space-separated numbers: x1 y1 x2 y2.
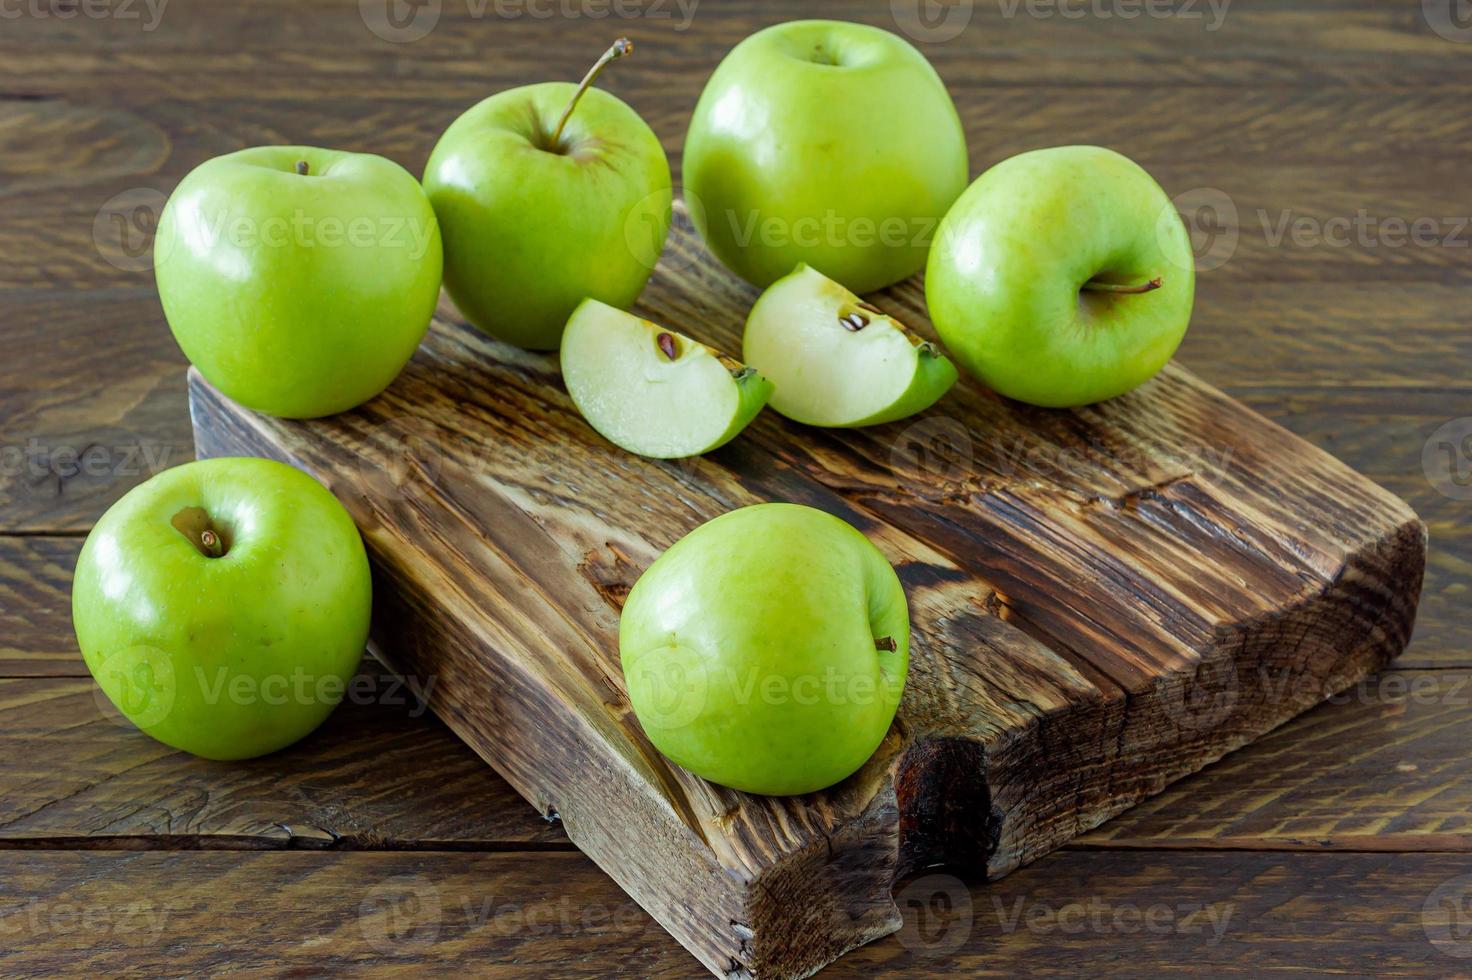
743 263 958 427
925 144 1196 408
619 503 910 796
561 299 773 459
71 458 373 761
424 39 672 351
154 146 443 419
683 19 969 294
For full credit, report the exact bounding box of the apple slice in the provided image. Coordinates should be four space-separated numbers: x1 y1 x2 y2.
561 299 773 459
743 264 958 427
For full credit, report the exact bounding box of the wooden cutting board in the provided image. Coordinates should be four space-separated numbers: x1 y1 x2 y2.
189 205 1425 979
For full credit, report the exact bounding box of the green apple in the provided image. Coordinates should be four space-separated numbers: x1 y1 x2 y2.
72 457 372 760
155 146 442 419
424 39 672 350
683 19 968 293
620 503 909 796
561 299 772 459
743 263 957 427
926 145 1196 407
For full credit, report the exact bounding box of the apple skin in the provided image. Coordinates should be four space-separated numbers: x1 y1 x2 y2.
620 503 909 796
155 146 443 419
72 458 372 760
684 19 968 293
926 145 1196 407
424 83 672 350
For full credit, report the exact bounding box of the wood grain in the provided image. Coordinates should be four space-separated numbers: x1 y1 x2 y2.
1079 669 1472 850
0 537 80 677
1 848 1468 976
191 208 1424 977
2 535 1458 856
1 1 1466 975
0 0 1465 93
0 676 561 851
3 669 1469 858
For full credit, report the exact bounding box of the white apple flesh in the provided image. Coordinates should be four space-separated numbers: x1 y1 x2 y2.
743 264 958 427
561 299 773 459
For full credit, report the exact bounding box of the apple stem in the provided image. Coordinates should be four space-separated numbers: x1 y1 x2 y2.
1081 277 1162 295
199 528 224 558
548 37 633 150
295 160 310 176
875 636 898 652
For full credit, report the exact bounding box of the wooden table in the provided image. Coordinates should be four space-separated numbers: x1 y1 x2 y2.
2 1 1467 974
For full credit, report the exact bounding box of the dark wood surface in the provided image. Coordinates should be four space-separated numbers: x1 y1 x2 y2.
2 0 1468 974
187 197 1425 975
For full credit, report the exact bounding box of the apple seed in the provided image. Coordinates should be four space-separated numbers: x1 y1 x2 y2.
656 332 678 360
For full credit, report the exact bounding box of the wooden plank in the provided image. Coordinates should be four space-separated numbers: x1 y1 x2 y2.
0 527 1460 848
0 289 189 533
2 533 1454 852
0 675 561 850
0 1 1465 94
10 98 1471 302
0 537 79 677
1081 669 1472 849
8 89 1472 191
1 670 1467 855
0 283 1461 537
0 848 1465 976
190 209 1423 977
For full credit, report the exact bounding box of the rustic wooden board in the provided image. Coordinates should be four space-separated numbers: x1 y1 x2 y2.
188 208 1424 978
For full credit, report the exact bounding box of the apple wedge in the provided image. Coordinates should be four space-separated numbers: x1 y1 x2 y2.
742 264 958 427
561 299 773 459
